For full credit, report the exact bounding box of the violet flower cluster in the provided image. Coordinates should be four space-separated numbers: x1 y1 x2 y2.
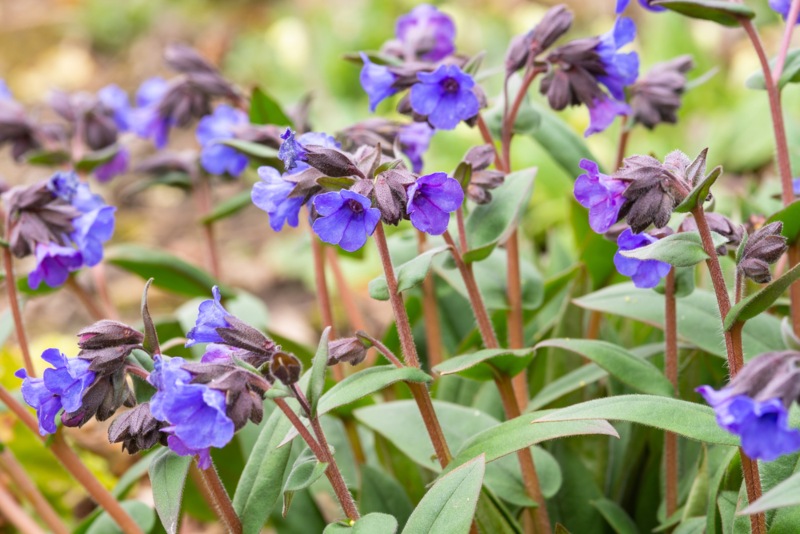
698 351 800 461
3 171 115 289
252 127 464 251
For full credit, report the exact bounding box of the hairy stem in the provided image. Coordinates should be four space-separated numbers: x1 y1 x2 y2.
325 247 367 333
373 223 452 467
0 448 70 534
443 230 550 534
2 246 33 377
664 269 679 518
196 463 242 534
741 454 767 534
356 331 405 368
310 234 342 380
417 231 444 369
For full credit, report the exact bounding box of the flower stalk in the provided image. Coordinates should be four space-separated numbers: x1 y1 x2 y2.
196 463 242 534
417 231 444 368
664 268 679 517
2 245 34 377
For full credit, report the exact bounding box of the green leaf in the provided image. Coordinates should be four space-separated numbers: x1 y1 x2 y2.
369 246 450 301
307 327 331 417
534 339 674 397
148 449 192 534
445 414 618 475
574 283 783 359
282 454 328 516
218 138 280 163
653 0 755 27
535 395 739 445
401 455 485 534
724 262 800 330
323 513 399 533
746 49 800 91
485 446 562 504
140 278 159 355
86 501 155 534
105 244 230 298
201 190 254 224
619 231 728 267
433 348 535 381
75 144 121 173
233 408 294 534
463 168 536 263
360 465 414 530
249 86 292 126
674 166 722 213
591 499 640 534
24 148 70 166
740 469 800 514
767 200 800 244
317 365 432 416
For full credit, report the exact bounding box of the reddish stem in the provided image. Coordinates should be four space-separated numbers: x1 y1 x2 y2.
0 483 45 534
772 0 800 82
664 269 679 518
356 331 404 368
194 175 222 280
417 231 444 369
92 264 120 321
196 463 242 534
66 277 106 322
310 234 342 381
2 246 33 377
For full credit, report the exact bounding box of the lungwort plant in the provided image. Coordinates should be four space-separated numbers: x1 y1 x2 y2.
3 1 800 533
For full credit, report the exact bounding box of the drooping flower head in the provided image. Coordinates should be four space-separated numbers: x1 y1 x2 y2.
251 166 304 231
630 56 694 129
97 84 132 132
574 159 627 233
196 105 249 177
398 122 434 173
409 64 480 130
28 242 83 289
312 190 381 252
130 77 171 148
770 0 800 23
278 128 308 172
406 172 464 235
360 53 400 112
94 148 130 183
396 4 456 62
186 286 232 346
613 228 671 288
15 348 96 435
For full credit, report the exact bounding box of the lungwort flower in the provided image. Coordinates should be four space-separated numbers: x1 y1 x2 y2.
409 64 480 130
574 159 626 233
406 172 464 235
312 190 381 252
196 105 249 177
613 229 671 288
395 4 456 62
360 54 400 112
770 0 800 23
251 166 304 231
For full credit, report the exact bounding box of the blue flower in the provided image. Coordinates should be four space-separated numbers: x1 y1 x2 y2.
586 97 631 137
574 158 627 233
396 4 456 61
70 205 116 267
94 147 130 183
278 128 308 172
15 348 96 435
186 286 232 346
48 171 106 213
613 229 671 288
149 355 235 465
398 122 434 173
251 166 304 231
196 105 249 177
97 84 132 132
200 344 237 364
596 17 639 102
130 77 171 149
793 178 800 197
0 79 13 100
360 53 399 112
28 243 83 289
770 0 800 22
312 190 381 252
616 0 666 12
698 385 800 461
407 172 463 235
410 65 480 130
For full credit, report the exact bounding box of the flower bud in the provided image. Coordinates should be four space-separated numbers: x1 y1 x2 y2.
164 44 217 75
269 351 302 386
108 403 168 454
738 222 787 283
215 315 279 362
463 145 495 171
630 55 693 129
304 145 364 178
70 368 136 425
327 337 368 367
375 169 414 225
181 362 267 430
78 320 143 349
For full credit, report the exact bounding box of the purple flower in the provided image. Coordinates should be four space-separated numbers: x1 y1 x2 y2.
166 435 214 469
94 148 130 182
0 79 11 100
410 65 480 130
70 205 116 267
793 178 800 197
28 243 83 289
770 0 800 23
278 128 307 172
396 4 456 62
130 77 171 149
407 172 463 235
200 344 237 364
616 0 666 12
574 158 626 232
251 166 304 231
186 286 232 347
149 355 235 463
196 105 249 177
586 97 631 137
398 122 434 173
596 17 639 102
97 84 132 132
47 171 106 213
697 386 800 461
613 229 671 288
312 190 381 252
15 348 96 435
360 53 399 112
